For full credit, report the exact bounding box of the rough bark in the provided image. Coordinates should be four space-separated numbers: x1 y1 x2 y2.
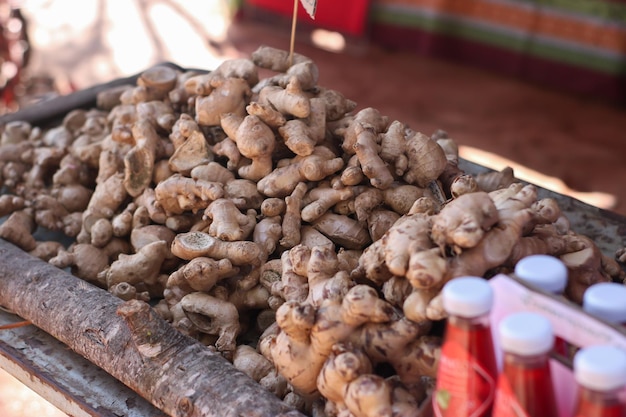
0 238 304 417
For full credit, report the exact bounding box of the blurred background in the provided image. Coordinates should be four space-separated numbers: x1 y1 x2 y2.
0 0 625 415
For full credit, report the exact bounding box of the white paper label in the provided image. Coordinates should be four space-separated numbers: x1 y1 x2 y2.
300 0 317 18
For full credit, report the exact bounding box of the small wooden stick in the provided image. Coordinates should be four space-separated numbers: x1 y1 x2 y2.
0 239 305 417
0 320 32 330
289 0 298 67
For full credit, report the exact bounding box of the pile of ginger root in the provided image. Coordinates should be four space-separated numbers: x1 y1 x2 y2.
1 45 625 417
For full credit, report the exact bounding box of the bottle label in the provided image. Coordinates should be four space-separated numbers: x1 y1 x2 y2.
433 340 495 417
492 374 530 417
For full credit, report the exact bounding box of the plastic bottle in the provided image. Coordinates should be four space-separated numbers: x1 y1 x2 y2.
432 276 498 417
514 254 568 295
572 345 626 417
514 254 570 358
582 282 626 327
492 312 559 417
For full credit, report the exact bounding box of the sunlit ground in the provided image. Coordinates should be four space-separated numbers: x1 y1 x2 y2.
19 0 351 91
20 0 241 91
459 146 617 210
0 368 66 417
310 28 346 52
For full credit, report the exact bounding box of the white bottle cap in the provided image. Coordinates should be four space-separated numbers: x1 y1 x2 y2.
583 282 626 324
442 276 493 318
498 312 554 356
514 255 568 294
574 345 626 391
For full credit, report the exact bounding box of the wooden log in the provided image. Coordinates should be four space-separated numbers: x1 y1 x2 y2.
0 238 304 417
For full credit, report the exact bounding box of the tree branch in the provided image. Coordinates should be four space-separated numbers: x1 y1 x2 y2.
0 238 303 417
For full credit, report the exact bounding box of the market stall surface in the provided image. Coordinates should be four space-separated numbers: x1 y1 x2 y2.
1 0 625 415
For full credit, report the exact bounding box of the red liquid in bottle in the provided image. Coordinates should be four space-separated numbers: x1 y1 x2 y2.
493 353 558 417
434 316 498 417
492 312 558 417
573 389 625 417
573 345 626 417
433 277 497 417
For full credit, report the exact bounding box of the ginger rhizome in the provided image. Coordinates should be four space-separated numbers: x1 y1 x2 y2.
0 48 621 417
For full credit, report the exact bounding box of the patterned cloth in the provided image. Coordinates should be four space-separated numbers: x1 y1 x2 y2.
369 0 626 102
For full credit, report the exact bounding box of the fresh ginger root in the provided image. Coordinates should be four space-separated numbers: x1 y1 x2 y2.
261 59 319 91
123 119 160 197
279 182 308 249
257 146 344 198
316 344 374 415
382 184 433 216
475 166 516 192
353 183 544 324
184 58 259 95
233 344 289 398
135 100 176 132
278 97 326 157
353 121 395 190
350 316 439 383
345 374 423 417
194 77 251 126
379 120 410 177
335 107 389 155
286 244 355 307
109 282 150 302
312 212 372 250
29 240 65 262
120 66 177 105
0 209 37 251
0 44 620 417
560 234 621 303
100 240 170 297
436 135 478 199
430 191 499 253
258 77 311 119
355 211 434 284
204 198 257 242
49 243 111 287
267 285 397 397
437 184 538 280
341 114 447 189
83 172 128 220
165 257 238 303
301 183 359 223
505 223 579 266
154 174 224 215
220 113 276 181
402 131 448 188
169 113 201 149
246 101 287 130
179 291 240 359
253 216 282 260
317 343 427 417
167 130 213 176
171 231 263 266
251 45 312 73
